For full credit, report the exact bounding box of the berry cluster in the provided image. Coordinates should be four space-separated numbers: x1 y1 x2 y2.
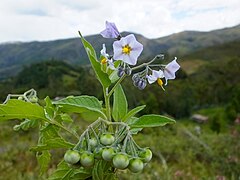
64 118 152 173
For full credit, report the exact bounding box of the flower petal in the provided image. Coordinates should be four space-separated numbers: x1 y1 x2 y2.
100 21 120 38
112 34 143 65
146 75 157 84
164 58 180 85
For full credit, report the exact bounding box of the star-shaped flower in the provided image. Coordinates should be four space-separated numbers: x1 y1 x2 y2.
163 58 180 85
100 21 120 39
113 34 143 65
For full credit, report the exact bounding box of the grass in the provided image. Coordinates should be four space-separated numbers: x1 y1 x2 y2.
0 108 239 180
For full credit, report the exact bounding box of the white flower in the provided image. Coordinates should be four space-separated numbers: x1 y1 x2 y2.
146 70 164 84
100 44 116 70
163 57 180 85
113 34 143 65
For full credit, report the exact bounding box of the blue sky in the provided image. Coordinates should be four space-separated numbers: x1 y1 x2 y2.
0 0 239 43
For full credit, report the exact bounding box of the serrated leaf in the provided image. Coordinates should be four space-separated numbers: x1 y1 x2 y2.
123 105 146 122
112 85 128 121
37 150 51 175
13 119 39 131
0 99 46 121
79 33 111 88
53 96 106 119
130 114 176 128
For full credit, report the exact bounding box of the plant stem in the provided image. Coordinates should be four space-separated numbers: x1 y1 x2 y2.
108 74 126 98
132 54 164 71
103 87 111 121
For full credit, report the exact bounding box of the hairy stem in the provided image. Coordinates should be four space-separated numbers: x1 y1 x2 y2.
132 54 164 71
103 87 111 121
108 74 126 98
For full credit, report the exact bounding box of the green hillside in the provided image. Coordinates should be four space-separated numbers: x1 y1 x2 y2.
0 25 239 80
156 25 240 56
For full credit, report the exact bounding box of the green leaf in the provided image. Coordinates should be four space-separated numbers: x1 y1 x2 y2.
122 105 146 122
48 161 73 180
92 160 115 180
79 32 111 88
49 161 91 180
130 114 176 128
0 99 46 121
37 150 51 175
31 137 74 151
44 96 55 119
53 96 106 119
60 113 73 123
13 119 39 131
32 125 74 151
112 84 128 121
126 117 143 134
109 70 119 83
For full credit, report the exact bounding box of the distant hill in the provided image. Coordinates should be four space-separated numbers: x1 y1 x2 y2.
155 25 240 56
0 24 239 80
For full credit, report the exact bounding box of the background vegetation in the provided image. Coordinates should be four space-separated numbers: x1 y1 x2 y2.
0 25 239 179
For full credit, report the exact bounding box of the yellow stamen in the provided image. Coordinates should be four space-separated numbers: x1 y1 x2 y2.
157 78 163 86
122 45 132 55
101 58 107 64
157 78 165 91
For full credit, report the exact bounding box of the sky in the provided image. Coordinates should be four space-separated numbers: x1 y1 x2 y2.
0 0 239 43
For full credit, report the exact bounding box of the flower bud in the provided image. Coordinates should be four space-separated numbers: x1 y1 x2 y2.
124 67 132 76
117 67 124 77
137 79 147 90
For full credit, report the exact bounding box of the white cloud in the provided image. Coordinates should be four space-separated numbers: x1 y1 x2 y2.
0 0 239 42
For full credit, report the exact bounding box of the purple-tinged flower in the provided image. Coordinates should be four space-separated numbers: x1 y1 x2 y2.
113 34 143 65
146 70 165 90
100 44 116 70
146 70 164 84
163 57 180 85
100 21 120 39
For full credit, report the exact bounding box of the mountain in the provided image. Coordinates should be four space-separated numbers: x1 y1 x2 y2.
155 24 240 56
0 24 239 80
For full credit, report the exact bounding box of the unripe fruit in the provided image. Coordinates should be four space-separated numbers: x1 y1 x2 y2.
80 152 95 167
102 148 115 161
93 147 103 159
128 158 144 173
89 138 98 148
64 150 80 164
139 149 152 163
100 133 115 145
113 153 129 169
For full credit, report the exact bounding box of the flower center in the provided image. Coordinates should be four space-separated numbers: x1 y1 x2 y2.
122 45 132 55
101 58 107 64
157 78 163 86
